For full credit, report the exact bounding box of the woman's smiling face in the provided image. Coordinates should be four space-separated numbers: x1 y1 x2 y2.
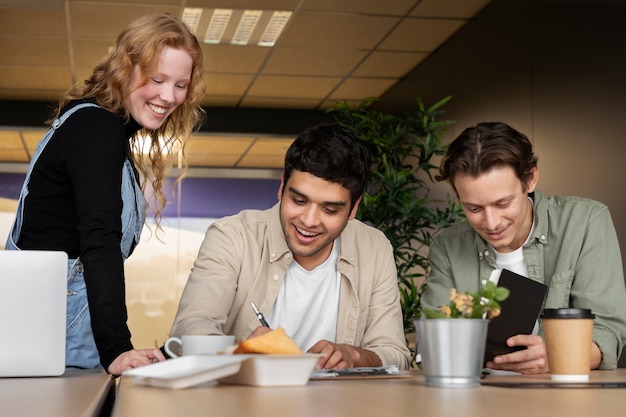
127 46 192 130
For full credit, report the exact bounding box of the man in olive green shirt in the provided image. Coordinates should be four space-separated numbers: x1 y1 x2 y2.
421 122 626 372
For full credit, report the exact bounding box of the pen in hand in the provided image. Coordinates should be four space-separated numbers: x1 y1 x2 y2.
251 302 271 328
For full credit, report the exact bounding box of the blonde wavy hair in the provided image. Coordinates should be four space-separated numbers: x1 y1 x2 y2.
55 13 205 228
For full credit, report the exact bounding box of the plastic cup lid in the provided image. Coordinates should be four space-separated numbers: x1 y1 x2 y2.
540 308 595 319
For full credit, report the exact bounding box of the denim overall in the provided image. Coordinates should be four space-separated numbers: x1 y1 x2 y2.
5 103 146 369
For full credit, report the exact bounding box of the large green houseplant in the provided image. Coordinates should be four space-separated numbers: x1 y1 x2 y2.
329 97 463 334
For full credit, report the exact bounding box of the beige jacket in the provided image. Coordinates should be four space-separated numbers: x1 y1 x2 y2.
171 202 411 369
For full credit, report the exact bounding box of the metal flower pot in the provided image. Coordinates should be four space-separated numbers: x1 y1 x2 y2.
414 318 489 387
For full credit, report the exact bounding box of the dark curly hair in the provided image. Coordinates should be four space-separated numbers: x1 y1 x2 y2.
283 123 371 209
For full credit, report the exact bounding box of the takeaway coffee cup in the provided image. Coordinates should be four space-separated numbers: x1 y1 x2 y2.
164 335 235 358
541 308 595 382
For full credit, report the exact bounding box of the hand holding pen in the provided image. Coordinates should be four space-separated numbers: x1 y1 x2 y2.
251 302 271 328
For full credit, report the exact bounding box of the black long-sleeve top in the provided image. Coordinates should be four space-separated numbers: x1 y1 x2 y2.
18 99 142 369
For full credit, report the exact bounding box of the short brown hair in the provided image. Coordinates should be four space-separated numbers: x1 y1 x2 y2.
437 122 538 193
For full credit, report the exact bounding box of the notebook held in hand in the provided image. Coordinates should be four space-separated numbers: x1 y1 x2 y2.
484 269 548 363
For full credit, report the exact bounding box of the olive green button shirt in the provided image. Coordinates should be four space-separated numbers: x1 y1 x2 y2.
422 190 626 369
171 202 411 370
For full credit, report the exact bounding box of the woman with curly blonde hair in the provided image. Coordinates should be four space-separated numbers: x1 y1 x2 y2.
6 13 205 375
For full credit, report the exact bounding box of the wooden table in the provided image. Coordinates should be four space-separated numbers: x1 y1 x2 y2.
0 369 114 417
112 369 626 417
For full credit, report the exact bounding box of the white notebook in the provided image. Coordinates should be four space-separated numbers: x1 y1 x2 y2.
0 250 67 377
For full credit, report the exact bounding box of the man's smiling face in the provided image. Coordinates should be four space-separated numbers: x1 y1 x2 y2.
454 165 538 253
278 170 359 270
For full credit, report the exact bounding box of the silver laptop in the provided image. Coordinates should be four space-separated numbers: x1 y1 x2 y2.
0 250 67 377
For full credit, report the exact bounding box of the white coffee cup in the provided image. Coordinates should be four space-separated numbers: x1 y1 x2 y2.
164 335 235 358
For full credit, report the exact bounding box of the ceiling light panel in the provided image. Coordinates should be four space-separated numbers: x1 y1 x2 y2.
258 11 292 47
184 7 291 48
204 9 233 44
181 7 203 33
232 10 262 45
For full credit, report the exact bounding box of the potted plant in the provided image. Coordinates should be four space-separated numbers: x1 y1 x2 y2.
416 282 510 387
328 96 464 345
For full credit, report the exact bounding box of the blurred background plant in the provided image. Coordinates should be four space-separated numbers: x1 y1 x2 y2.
329 96 464 336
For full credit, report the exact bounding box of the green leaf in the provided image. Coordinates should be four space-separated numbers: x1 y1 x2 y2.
495 287 510 301
422 309 448 319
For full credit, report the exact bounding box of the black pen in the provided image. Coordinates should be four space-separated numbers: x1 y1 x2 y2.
251 302 271 328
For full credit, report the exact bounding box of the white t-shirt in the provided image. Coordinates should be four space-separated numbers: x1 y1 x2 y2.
267 238 341 351
491 196 536 277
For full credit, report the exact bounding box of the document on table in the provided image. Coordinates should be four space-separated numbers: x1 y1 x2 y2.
310 365 410 379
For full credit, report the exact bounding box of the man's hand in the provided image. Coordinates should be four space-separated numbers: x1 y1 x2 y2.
484 334 548 374
247 325 272 339
485 334 603 374
107 348 166 376
307 340 381 370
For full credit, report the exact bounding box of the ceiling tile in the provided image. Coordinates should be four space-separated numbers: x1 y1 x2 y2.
186 135 254 167
188 135 254 154
379 18 466 52
247 75 341 99
238 137 294 168
84 0 181 5
68 3 179 39
187 153 240 167
22 130 47 152
72 39 117 68
200 96 242 107
239 96 322 109
0 8 66 37
279 11 399 49
186 0 301 9
262 47 368 76
246 137 293 155
0 131 23 149
329 78 398 101
0 66 71 91
203 45 270 74
75 66 96 88
237 154 285 169
204 74 255 96
0 150 28 162
411 0 493 18
301 0 418 15
0 130 28 162
0 37 69 66
353 51 428 78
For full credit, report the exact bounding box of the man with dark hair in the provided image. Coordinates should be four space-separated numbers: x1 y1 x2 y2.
171 123 411 370
421 121 626 373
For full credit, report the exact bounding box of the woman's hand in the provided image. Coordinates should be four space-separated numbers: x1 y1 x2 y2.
107 348 166 376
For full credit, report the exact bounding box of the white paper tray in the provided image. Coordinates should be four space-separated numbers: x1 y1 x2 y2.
122 355 247 389
219 354 322 387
